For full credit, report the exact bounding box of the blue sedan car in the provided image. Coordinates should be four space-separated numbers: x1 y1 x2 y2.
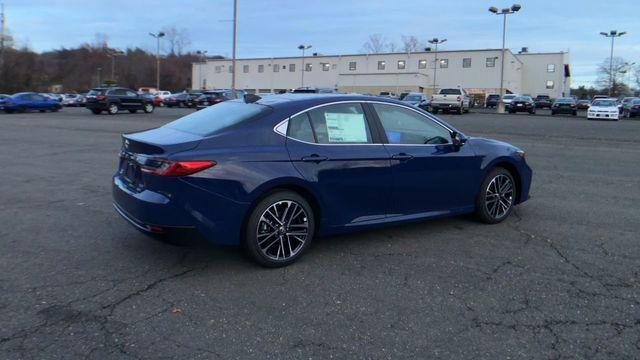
113 94 532 267
0 92 62 113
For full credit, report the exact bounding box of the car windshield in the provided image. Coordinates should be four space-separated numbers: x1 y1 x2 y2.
165 101 270 136
403 95 421 101
592 100 615 107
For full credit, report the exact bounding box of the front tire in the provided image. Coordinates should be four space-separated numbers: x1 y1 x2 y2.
143 103 154 113
244 191 315 267
107 103 119 115
475 167 516 224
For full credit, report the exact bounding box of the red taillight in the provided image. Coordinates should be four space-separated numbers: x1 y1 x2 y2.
456 96 461 102
96 95 105 101
141 160 216 177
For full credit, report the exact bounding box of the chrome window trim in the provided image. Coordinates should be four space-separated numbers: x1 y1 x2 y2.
272 100 457 147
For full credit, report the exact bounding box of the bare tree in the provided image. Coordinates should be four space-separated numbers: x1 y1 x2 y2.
597 57 630 96
361 34 388 54
401 35 422 53
162 26 191 55
93 33 109 49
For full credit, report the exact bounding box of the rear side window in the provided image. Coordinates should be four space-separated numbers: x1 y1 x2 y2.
165 101 270 136
287 113 315 143
306 103 372 144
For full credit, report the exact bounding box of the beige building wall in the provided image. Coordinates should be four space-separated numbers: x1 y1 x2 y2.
517 52 570 98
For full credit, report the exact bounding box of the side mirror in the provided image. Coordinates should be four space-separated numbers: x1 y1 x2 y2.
451 131 467 148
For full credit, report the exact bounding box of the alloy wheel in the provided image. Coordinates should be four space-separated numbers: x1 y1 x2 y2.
485 174 514 219
109 104 118 114
256 200 308 261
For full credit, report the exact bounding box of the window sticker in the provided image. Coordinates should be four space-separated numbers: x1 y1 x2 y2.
324 113 367 143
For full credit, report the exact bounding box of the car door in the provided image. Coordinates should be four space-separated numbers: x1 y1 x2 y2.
369 102 481 217
124 90 143 109
284 102 392 228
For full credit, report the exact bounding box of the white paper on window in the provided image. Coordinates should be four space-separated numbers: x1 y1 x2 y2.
324 113 367 143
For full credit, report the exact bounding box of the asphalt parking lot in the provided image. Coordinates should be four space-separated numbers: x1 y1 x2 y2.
1 107 639 359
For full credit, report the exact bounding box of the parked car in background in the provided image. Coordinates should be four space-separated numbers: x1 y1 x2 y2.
508 96 536 114
618 97 637 114
430 88 470 114
378 91 397 98
112 94 532 267
534 95 552 109
502 94 518 109
576 99 590 109
401 92 430 110
185 93 202 107
138 87 158 95
1 92 62 113
621 98 640 118
485 94 500 108
195 90 245 109
157 90 172 99
86 87 154 115
551 97 578 116
292 87 337 94
587 99 619 121
163 93 193 107
62 93 81 107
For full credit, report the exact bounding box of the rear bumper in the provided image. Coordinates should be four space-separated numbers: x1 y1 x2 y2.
431 103 461 110
112 175 250 245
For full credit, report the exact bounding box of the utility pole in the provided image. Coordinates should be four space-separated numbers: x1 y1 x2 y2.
489 4 522 113
149 31 166 91
427 38 446 95
231 0 238 98
110 50 124 82
600 30 627 96
0 2 10 76
298 44 312 87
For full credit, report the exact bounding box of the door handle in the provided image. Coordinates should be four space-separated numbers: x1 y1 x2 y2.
392 153 413 161
301 154 328 163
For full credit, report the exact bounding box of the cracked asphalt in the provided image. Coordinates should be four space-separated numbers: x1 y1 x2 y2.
1 107 639 359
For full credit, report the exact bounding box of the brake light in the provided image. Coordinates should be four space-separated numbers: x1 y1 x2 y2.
456 96 461 102
96 95 105 101
140 160 216 177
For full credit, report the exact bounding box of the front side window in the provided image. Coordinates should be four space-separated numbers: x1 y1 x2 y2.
243 65 249 73
546 80 554 89
287 113 315 143
418 59 427 69
349 61 357 71
547 64 556 72
289 64 296 72
372 103 451 145
306 103 372 144
258 64 264 73
486 57 496 67
378 61 386 70
397 60 406 70
463 58 471 68
305 63 312 72
440 59 448 68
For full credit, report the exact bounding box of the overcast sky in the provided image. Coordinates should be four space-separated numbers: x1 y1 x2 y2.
5 0 639 87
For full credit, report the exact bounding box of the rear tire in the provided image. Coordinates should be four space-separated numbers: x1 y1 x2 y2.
475 167 516 224
244 191 315 267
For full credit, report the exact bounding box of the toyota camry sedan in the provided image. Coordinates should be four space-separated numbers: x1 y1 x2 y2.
113 94 532 267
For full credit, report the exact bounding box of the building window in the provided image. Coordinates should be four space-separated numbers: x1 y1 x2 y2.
258 64 264 73
243 65 249 73
289 64 295 72
397 60 406 70
321 63 330 71
547 64 556 72
214 65 222 73
349 61 357 71
546 80 554 89
273 64 279 72
439 59 448 68
378 61 386 70
228 65 233 73
418 59 427 69
486 57 496 67
463 58 471 68
305 63 312 72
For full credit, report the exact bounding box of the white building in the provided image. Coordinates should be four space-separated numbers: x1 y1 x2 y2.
192 48 570 100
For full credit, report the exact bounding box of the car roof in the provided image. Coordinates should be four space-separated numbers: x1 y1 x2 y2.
253 93 414 110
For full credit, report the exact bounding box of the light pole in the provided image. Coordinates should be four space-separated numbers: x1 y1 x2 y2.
427 38 446 95
97 67 102 87
231 0 238 98
196 50 208 90
109 50 125 82
489 4 521 113
149 31 165 91
600 30 627 96
298 44 312 87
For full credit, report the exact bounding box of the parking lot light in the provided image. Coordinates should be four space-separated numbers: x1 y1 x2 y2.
488 4 522 114
427 38 446 95
149 31 166 91
298 44 312 87
600 30 627 96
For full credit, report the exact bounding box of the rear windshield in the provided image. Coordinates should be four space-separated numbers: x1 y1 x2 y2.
513 97 531 102
536 95 550 99
165 101 270 136
88 89 106 96
555 98 574 103
487 95 499 99
439 89 461 95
